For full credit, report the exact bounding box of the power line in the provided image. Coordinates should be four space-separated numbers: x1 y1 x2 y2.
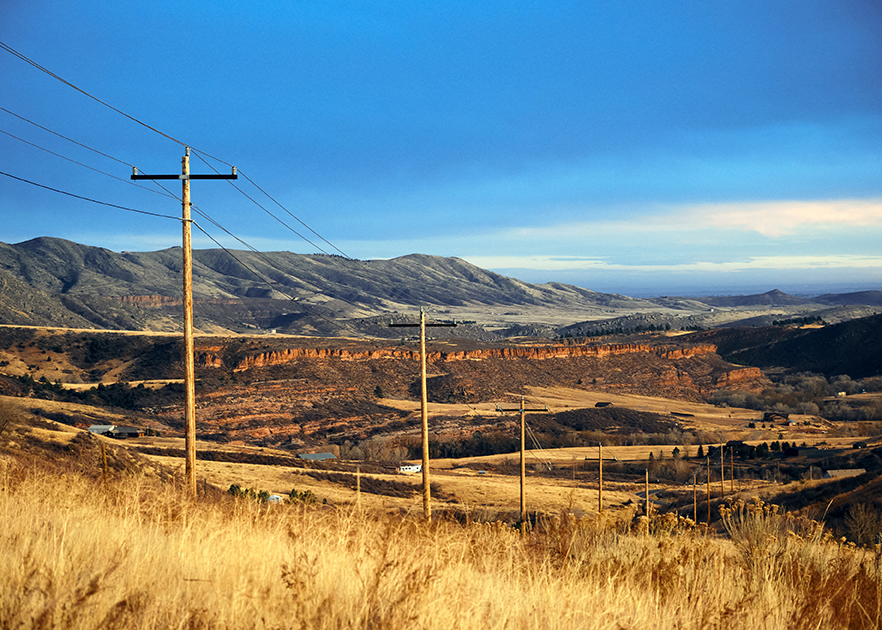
190 221 355 336
0 121 381 328
1 107 131 166
1 42 440 321
239 170 351 259
0 170 180 220
0 41 193 155
0 127 176 199
190 151 336 257
2 41 354 265
2 42 351 260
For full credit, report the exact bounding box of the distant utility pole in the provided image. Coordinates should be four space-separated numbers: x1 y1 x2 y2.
495 396 547 528
706 456 711 527
730 449 735 494
132 148 236 496
389 307 456 520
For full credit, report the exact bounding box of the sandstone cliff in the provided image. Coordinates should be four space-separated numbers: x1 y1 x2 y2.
214 342 720 372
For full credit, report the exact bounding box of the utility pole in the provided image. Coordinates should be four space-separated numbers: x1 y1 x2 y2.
132 148 236 496
706 456 710 527
692 471 697 524
645 469 650 518
495 396 547 530
720 445 725 501
598 442 603 514
389 308 456 519
730 449 735 494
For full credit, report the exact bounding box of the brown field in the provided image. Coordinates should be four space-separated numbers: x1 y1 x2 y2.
3 446 880 629
4 388 882 628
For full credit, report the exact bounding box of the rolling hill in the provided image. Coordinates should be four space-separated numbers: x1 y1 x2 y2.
0 237 879 338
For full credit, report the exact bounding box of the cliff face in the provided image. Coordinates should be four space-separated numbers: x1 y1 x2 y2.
113 295 182 307
215 342 719 372
712 366 768 390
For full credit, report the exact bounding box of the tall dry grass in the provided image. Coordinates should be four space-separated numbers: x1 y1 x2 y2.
1 455 880 629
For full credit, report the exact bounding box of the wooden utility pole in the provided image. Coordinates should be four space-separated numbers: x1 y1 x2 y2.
101 439 108 483
706 456 710 526
389 308 456 519
132 148 236 496
598 443 603 514
730 449 735 494
692 471 697 524
495 396 547 528
645 469 650 517
720 445 725 501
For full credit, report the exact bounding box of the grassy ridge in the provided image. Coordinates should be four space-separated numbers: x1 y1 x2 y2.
2 453 881 629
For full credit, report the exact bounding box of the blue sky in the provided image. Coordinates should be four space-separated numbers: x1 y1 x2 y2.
1 1 881 296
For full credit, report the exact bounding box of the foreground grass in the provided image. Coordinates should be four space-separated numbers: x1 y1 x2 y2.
1 456 880 629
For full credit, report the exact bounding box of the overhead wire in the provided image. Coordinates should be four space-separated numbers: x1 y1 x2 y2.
1 41 449 327
1 106 131 166
524 419 555 469
1 41 350 262
189 150 335 257
0 170 180 220
0 41 193 155
0 127 177 199
0 106 365 334
238 169 351 259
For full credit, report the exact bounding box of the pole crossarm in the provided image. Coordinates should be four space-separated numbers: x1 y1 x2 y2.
131 167 237 181
388 321 458 328
495 404 548 412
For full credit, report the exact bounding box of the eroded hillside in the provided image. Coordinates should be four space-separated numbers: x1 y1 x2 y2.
0 327 770 450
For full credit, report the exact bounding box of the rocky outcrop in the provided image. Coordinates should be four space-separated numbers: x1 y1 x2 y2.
222 342 719 372
112 295 242 308
712 366 769 392
112 295 182 307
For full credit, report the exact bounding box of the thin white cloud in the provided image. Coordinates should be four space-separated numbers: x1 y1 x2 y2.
687 199 882 237
505 198 882 241
464 253 882 274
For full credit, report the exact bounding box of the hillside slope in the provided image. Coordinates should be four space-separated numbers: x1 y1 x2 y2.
687 314 882 378
0 237 663 334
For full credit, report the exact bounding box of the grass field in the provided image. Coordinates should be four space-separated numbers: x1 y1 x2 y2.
3 452 881 629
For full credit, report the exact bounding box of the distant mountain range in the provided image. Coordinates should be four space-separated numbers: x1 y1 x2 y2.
0 237 879 337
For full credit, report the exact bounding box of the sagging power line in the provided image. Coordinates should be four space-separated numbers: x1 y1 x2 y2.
1 41 345 262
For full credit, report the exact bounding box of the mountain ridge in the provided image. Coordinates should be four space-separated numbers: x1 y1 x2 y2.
1 237 878 337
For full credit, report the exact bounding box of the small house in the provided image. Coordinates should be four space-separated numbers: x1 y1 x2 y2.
87 425 115 435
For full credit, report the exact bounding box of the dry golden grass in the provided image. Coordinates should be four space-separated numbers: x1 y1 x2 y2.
2 453 881 630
